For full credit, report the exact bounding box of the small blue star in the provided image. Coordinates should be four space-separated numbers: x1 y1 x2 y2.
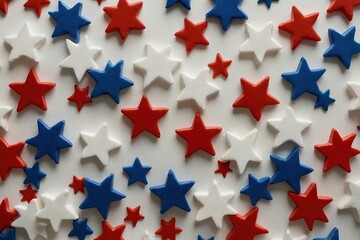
89 61 134 104
324 26 360 69
80 174 125 219
314 89 335 111
270 148 313 193
206 0 248 31
240 174 272 206
68 218 93 240
313 227 339 240
123 157 152 185
23 162 46 189
166 0 191 10
198 235 215 240
48 1 90 43
0 228 16 240
282 57 325 100
26 119 73 164
150 169 195 214
257 0 278 8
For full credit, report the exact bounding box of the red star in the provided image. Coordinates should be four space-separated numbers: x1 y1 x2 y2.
19 185 38 203
67 85 92 112
214 160 233 178
94 221 126 240
97 0 104 4
0 0 11 14
175 112 222 158
232 76 279 121
23 0 50 17
278 6 321 50
155 217 182 240
0 198 18 232
175 18 209 53
124 205 144 227
226 207 268 240
327 0 360 21
314 129 360 173
121 95 168 139
9 68 55 112
103 0 146 41
208 53 232 79
288 182 333 230
69 176 85 194
0 137 26 181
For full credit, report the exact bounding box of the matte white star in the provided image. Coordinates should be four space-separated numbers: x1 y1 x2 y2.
0 106 12 131
338 179 360 223
271 229 307 240
347 82 360 111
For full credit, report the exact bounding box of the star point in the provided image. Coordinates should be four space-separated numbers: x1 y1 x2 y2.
24 0 50 17
327 0 360 21
0 137 26 181
68 218 93 240
94 221 126 240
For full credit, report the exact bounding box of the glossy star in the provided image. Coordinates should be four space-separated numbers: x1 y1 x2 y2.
166 0 190 10
314 89 335 111
69 176 85 194
124 205 145 227
67 85 92 111
0 198 18 232
123 157 152 185
175 18 209 52
155 217 182 240
0 106 12 132
314 227 339 240
68 218 93 240
208 53 232 79
240 174 272 206
0 228 16 240
257 0 278 8
19 185 38 203
0 0 11 14
271 229 307 240
214 160 233 178
24 0 50 17
327 0 360 21
348 82 360 111
338 179 360 223
23 162 46 189
0 137 26 181
94 221 125 240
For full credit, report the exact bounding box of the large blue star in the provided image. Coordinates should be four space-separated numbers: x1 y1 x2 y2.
68 218 93 240
323 26 360 69
48 1 90 43
314 89 335 112
123 157 152 185
80 174 125 219
150 169 195 214
26 119 73 164
206 0 248 31
23 162 46 189
240 174 272 206
0 228 16 240
166 0 191 10
257 0 278 8
314 227 339 240
89 60 134 104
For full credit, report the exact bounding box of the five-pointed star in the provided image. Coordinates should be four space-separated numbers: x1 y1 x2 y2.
239 22 281 65
0 137 26 181
23 0 50 17
338 179 360 223
0 106 12 131
175 18 209 52
271 229 307 240
347 82 360 111
155 217 182 240
124 205 145 226
67 85 92 111
327 0 360 21
268 106 311 148
208 53 232 78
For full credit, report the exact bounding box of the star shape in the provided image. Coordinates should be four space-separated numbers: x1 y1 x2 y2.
175 112 222 158
338 179 360 223
314 227 339 240
0 137 26 181
278 6 321 50
327 0 360 21
271 229 307 240
150 169 195 214
23 0 50 17
123 157 152 185
0 106 12 132
314 89 335 111
175 18 209 52
23 162 46 189
0 228 15 240
257 0 278 8
155 217 182 240
198 236 214 240
94 221 126 240
124 205 145 227
240 174 272 206
0 198 18 232
121 95 168 138
214 160 233 178
19 185 38 203
69 176 85 194
347 81 360 111
68 218 93 240
0 0 11 14
239 22 281 64
9 68 56 112
166 0 190 10
67 85 92 111
208 53 232 79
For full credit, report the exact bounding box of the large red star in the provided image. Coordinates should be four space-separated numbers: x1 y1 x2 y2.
103 0 146 41
124 205 144 227
278 6 321 50
121 95 168 139
67 85 92 112
208 53 232 79
69 176 85 194
327 0 360 21
175 112 222 158
314 129 360 173
0 0 11 14
94 221 126 240
19 185 38 203
288 182 333 230
0 198 18 232
23 0 50 17
232 76 279 121
214 160 233 178
175 17 209 53
0 137 26 181
155 217 182 240
9 68 55 112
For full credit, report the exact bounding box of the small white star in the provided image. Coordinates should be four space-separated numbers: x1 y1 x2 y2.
0 106 12 131
347 82 360 111
338 179 360 223
271 229 307 240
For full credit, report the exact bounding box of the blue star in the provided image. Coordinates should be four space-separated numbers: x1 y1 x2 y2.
313 227 339 240
0 228 16 240
206 0 248 31
323 27 360 69
282 57 325 100
198 235 215 240
314 89 335 111
123 157 152 185
257 0 278 8
23 162 46 189
270 148 313 193
240 174 272 206
68 218 93 240
80 174 125 219
49 1 90 43
150 169 195 214
26 119 73 164
166 0 191 10
89 61 134 104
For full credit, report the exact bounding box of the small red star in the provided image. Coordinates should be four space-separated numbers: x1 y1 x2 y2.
175 112 222 158
314 128 360 173
103 0 146 41
208 53 232 79
124 205 144 227
19 185 38 203
23 0 50 17
214 160 233 178
0 0 11 14
232 76 279 121
67 85 92 111
327 0 360 21
175 17 209 53
0 137 26 181
9 68 56 112
155 217 182 240
94 221 126 240
69 176 85 194
0 198 18 232
226 207 268 240
121 95 168 139
288 182 333 230
278 6 321 50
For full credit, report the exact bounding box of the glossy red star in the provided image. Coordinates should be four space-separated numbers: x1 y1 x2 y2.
9 68 55 112
175 17 209 53
175 112 222 158
94 221 126 240
121 95 168 139
124 206 144 227
67 85 92 111
0 137 26 181
208 53 232 79
314 129 360 173
278 6 321 50
155 217 182 240
232 76 279 121
0 0 11 14
214 160 233 178
327 0 360 21
19 185 38 203
69 176 85 194
103 0 146 41
23 0 50 17
288 182 333 230
0 198 18 232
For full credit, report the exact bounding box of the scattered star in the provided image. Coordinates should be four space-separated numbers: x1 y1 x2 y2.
338 179 360 223
19 185 38 203
214 160 233 178
165 0 191 10
314 89 335 111
123 157 152 185
155 217 182 240
208 53 232 79
67 85 92 111
23 0 50 17
327 0 360 21
175 18 209 52
0 137 26 181
69 176 85 194
240 174 272 206
68 218 93 240
94 221 126 240
23 162 46 189
124 205 145 227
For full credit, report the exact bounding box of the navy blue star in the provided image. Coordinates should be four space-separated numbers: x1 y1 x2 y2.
0 228 16 240
166 0 191 10
281 57 325 100
270 148 313 193
314 89 335 111
240 174 272 206
324 27 360 69
314 227 339 240
89 61 134 104
257 0 278 8
123 157 152 185
198 235 215 240
150 169 195 214
68 218 93 240
23 162 46 189
26 119 73 164
206 0 248 31
80 174 125 219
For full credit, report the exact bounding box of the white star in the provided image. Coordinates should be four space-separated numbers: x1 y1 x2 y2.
221 129 262 174
80 123 121 166
177 68 220 111
60 36 101 82
239 22 281 65
347 82 360 111
271 229 307 240
4 22 46 63
338 179 360 223
133 43 182 88
0 106 12 131
267 106 311 148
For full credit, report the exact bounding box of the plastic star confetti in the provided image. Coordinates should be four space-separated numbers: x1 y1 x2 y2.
0 0 11 14
68 218 93 240
67 85 92 111
0 137 26 181
155 217 182 240
124 205 145 227
208 53 232 79
69 176 85 194
175 18 209 52
19 185 38 203
123 157 152 185
0 106 12 132
23 0 50 17
214 160 233 178
257 0 278 8
23 162 46 189
0 198 18 232
314 89 336 111
338 179 360 223
165 0 191 10
94 221 126 240
327 0 360 21
240 174 272 206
